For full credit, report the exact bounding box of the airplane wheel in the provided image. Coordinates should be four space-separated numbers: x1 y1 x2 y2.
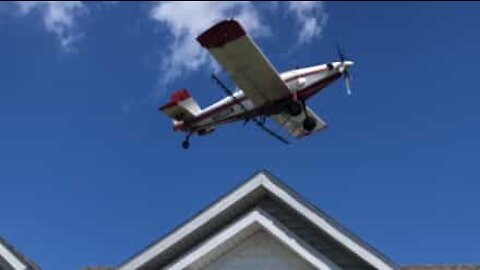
303 117 316 132
181 140 190 149
287 101 302 116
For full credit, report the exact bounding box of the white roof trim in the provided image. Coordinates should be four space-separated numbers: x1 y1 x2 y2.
165 209 340 270
262 178 394 270
0 242 27 270
119 172 395 270
119 176 263 270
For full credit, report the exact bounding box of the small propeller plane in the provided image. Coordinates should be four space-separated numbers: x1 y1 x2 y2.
159 19 354 149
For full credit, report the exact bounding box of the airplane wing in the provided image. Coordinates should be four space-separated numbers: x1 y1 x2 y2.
197 19 291 107
271 106 328 138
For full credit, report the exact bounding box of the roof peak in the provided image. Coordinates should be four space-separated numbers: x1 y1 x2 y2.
118 170 397 270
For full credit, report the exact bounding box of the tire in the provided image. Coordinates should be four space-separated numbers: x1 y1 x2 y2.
287 101 302 116
303 117 316 132
181 140 190 149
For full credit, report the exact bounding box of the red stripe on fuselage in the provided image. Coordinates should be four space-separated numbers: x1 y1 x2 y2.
188 108 261 133
174 96 248 131
297 73 342 100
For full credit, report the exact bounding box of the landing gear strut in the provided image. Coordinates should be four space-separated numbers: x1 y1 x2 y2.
182 134 191 149
297 100 316 132
286 101 302 116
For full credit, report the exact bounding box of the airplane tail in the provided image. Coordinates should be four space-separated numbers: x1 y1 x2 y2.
159 89 201 130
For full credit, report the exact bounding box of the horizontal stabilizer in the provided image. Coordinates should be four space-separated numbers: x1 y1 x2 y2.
160 89 201 122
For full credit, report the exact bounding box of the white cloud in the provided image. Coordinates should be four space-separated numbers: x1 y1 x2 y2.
15 1 88 49
287 1 327 44
150 1 328 85
150 1 268 85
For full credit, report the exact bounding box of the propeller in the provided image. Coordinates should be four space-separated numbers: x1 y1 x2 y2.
336 43 353 96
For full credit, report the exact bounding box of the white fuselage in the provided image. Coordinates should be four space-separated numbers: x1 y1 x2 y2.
178 62 351 132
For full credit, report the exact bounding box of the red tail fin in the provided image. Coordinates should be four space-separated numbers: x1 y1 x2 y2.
159 89 201 124
159 89 191 111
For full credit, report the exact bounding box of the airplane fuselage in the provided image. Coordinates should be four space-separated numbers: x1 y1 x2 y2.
175 61 351 134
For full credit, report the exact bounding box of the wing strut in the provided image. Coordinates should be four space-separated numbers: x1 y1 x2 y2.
211 74 289 145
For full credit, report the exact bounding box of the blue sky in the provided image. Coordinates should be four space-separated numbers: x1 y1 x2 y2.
1 2 480 269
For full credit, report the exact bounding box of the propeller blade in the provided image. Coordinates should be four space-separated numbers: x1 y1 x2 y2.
346 79 352 96
336 42 354 96
344 70 352 96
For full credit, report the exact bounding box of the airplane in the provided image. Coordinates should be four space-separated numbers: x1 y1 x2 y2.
159 19 354 149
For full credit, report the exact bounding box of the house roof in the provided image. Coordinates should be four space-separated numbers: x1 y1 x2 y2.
82 267 115 270
402 266 480 270
118 170 398 270
0 236 41 270
165 208 341 270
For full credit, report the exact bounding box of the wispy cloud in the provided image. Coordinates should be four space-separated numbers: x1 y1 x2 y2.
149 1 269 85
287 1 327 44
14 1 88 50
150 1 327 86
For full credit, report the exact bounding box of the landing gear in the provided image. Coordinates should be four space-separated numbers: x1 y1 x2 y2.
286 99 317 132
303 116 316 132
287 100 317 132
181 134 191 149
286 101 302 116
181 140 190 149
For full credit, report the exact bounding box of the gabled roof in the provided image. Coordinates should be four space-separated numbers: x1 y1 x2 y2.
83 267 115 270
402 266 480 270
165 208 339 270
0 237 41 270
118 170 398 270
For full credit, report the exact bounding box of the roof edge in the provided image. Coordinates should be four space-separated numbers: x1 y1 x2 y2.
0 237 41 270
164 208 341 270
117 170 268 269
260 170 399 269
118 169 399 270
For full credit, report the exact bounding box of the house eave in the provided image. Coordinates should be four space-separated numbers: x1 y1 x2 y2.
118 170 397 270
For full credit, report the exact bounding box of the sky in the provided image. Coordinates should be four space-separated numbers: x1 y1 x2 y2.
1 2 480 269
